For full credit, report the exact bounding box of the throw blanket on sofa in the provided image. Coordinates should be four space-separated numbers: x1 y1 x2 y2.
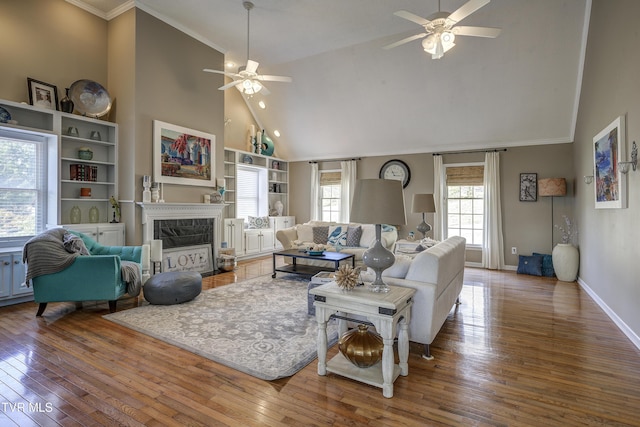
22 228 84 286
121 261 142 297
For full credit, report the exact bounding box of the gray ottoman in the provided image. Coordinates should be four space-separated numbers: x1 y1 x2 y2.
144 271 202 305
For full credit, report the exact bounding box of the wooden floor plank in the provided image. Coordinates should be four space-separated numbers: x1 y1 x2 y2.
2 260 640 426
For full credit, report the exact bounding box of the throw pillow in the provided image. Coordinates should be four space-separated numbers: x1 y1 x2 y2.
517 255 543 276
63 232 90 256
247 216 270 229
346 226 362 247
296 224 314 242
533 252 555 277
312 226 329 244
327 225 347 247
359 224 377 248
381 256 412 278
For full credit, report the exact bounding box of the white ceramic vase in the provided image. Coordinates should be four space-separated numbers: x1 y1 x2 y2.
274 200 284 216
552 243 579 282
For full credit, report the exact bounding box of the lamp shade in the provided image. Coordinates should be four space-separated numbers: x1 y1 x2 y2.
538 178 567 197
412 193 436 213
350 179 406 225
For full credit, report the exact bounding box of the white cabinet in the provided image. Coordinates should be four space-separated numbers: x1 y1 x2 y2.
270 216 295 249
244 229 275 256
63 223 125 246
223 218 244 252
0 250 32 307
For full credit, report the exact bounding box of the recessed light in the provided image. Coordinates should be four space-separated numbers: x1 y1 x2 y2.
225 61 235 68
258 101 266 109
274 130 281 137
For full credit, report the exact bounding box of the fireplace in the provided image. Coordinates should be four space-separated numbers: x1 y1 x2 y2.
138 203 227 275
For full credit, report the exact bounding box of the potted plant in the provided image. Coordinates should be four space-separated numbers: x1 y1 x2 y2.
552 215 579 281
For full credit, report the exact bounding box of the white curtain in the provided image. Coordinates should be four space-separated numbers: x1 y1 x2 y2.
482 151 505 269
310 162 320 220
339 160 357 223
433 155 445 241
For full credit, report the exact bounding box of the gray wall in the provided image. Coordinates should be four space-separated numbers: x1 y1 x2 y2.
573 0 640 342
0 0 107 111
290 143 574 267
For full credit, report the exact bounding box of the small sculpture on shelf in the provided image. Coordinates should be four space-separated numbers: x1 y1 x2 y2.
110 196 120 223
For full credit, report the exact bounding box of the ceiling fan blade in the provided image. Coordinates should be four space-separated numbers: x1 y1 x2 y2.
453 26 501 38
246 60 259 74
218 80 244 91
257 75 292 83
447 0 490 24
203 69 240 78
383 33 427 50
393 10 431 27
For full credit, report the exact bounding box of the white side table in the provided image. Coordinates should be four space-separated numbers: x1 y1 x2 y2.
309 282 415 398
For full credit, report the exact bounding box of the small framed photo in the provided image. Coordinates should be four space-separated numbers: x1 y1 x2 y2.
27 78 59 111
519 173 537 201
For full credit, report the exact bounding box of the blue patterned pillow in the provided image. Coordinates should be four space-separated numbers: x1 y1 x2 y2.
517 255 543 276
247 216 270 229
327 226 347 246
533 252 555 277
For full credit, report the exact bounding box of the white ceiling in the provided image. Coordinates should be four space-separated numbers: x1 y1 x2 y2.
70 0 590 161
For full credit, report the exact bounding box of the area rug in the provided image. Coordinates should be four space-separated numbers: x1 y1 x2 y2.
103 274 338 380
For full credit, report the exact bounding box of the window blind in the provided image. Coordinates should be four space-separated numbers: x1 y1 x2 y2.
446 166 484 185
320 171 341 186
236 166 259 220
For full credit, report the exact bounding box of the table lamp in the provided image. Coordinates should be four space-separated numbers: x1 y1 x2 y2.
538 177 566 251
350 179 406 293
412 193 435 239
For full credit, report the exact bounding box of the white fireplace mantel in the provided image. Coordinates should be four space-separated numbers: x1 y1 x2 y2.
137 202 228 265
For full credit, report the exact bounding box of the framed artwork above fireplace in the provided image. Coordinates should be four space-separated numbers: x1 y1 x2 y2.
153 120 216 187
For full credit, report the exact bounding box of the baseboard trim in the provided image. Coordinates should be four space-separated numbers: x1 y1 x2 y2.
577 276 640 351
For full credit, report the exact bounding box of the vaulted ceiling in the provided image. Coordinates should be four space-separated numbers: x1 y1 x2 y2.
71 0 589 161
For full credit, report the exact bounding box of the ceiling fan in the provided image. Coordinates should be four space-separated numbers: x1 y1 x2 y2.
203 1 292 95
384 0 501 59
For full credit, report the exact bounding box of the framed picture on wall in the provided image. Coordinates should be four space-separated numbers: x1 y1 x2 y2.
519 173 537 201
593 115 626 209
27 78 59 111
153 120 216 187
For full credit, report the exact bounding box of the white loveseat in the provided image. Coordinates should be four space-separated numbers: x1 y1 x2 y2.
362 236 466 359
275 221 398 267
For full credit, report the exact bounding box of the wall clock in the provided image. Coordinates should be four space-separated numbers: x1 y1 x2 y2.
379 159 411 188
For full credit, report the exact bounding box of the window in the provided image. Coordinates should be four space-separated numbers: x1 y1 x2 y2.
0 129 48 246
445 165 484 246
320 170 341 222
236 165 267 221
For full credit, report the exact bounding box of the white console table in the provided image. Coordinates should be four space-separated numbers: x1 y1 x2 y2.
309 282 415 398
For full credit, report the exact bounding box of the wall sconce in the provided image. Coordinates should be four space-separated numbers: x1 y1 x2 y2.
619 141 637 174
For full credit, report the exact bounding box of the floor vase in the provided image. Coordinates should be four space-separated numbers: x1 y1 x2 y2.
552 243 579 282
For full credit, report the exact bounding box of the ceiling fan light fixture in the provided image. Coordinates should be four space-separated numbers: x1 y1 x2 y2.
422 34 437 52
441 30 455 44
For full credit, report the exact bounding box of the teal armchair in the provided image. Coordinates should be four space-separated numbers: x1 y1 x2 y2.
30 231 143 317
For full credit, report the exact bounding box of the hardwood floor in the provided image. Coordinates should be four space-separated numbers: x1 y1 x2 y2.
1 258 640 426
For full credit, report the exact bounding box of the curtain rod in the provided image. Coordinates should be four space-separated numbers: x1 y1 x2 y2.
308 157 361 164
432 148 507 156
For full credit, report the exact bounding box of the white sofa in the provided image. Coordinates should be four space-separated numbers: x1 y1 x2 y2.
275 220 398 266
362 236 466 359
